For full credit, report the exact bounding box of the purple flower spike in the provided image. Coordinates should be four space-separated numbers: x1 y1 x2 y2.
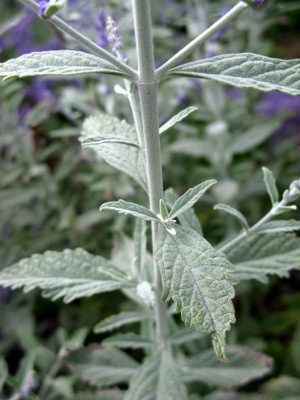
38 0 49 17
244 0 265 6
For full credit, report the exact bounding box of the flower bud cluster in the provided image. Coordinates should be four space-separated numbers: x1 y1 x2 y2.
106 16 123 53
283 179 300 204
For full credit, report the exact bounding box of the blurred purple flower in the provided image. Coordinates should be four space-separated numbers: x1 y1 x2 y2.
95 8 110 48
38 0 49 17
106 15 123 53
256 92 300 117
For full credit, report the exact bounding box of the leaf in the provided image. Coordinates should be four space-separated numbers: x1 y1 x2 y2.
184 346 272 388
229 118 283 155
169 180 217 219
100 200 160 222
80 113 148 191
203 391 269 400
0 248 132 303
226 233 300 283
214 204 249 230
81 135 140 148
124 352 189 400
262 167 279 205
168 53 300 96
137 281 156 308
64 345 138 386
74 390 124 400
255 219 300 234
169 328 200 345
94 311 152 333
155 224 237 361
165 188 202 234
0 358 8 391
263 376 300 399
159 106 198 134
0 50 127 80
103 333 154 349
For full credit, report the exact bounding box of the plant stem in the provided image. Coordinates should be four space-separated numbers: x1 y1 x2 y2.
156 1 248 80
18 0 138 80
218 199 287 253
131 0 168 348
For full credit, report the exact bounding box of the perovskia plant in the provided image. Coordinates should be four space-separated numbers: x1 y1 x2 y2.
0 0 300 398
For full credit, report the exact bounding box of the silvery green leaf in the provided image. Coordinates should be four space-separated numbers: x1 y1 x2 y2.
262 167 279 205
255 220 300 234
155 224 237 361
168 53 300 96
165 188 202 234
159 106 198 135
0 51 127 80
169 180 217 219
80 113 148 191
43 0 66 17
203 391 269 400
137 281 156 308
214 204 249 230
124 352 188 400
64 345 138 386
226 233 300 283
0 248 132 303
81 135 139 148
74 390 124 400
94 311 152 333
169 328 200 345
0 358 8 391
263 376 300 398
103 333 154 349
159 199 169 220
229 118 283 155
100 200 160 222
184 346 272 388
168 138 213 159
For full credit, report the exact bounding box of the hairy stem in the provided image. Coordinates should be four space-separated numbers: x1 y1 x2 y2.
18 0 138 80
132 0 168 348
156 1 248 79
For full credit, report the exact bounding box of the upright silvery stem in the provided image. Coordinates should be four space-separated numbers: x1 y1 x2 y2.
131 0 168 347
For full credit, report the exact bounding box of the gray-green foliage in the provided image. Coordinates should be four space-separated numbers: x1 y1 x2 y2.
226 233 300 283
124 352 189 400
155 224 237 361
80 113 148 191
0 248 132 302
0 50 127 79
168 53 300 96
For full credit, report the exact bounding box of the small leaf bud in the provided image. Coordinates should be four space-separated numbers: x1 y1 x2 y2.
283 179 300 204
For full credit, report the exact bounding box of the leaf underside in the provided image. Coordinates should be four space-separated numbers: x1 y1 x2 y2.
155 224 237 361
0 50 127 79
94 311 152 333
124 352 188 400
100 199 159 222
65 345 138 386
184 345 273 388
80 113 148 191
168 53 300 96
164 187 202 234
226 233 300 283
0 248 131 302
